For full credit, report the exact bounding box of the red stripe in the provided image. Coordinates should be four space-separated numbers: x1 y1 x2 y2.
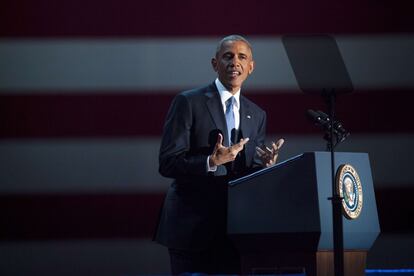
1 187 412 241
1 90 414 138
2 1 413 37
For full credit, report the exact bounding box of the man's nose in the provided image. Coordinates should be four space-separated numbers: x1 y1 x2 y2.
229 57 241 67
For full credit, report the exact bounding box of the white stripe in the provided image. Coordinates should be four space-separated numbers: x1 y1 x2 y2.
0 138 170 194
1 134 413 194
1 35 414 93
273 134 414 188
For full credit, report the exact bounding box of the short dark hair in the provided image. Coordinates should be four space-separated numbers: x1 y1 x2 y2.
215 35 253 57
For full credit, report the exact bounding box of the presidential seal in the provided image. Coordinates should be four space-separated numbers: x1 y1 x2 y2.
336 164 363 219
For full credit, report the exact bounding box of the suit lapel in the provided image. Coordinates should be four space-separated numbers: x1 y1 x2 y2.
240 96 254 141
205 83 230 146
239 96 256 167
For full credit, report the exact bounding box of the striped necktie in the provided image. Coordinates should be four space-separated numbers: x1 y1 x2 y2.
225 96 235 145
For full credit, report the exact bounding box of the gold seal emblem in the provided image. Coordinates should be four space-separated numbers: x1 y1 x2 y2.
336 164 363 219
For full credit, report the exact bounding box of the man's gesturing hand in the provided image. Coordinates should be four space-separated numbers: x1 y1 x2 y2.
209 133 249 167
256 138 285 168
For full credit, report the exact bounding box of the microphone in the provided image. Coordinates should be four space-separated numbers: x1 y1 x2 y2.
315 110 330 122
306 109 330 128
307 109 350 146
230 128 239 145
316 110 349 136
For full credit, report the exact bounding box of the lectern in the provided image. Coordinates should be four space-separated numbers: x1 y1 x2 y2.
227 152 380 276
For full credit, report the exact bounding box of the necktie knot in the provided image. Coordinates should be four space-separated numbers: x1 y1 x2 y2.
226 96 235 110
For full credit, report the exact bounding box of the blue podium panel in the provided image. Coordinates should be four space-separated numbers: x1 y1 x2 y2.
228 152 380 253
313 152 380 250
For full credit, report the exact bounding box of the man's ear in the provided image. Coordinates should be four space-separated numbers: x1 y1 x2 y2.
248 60 255 75
211 58 218 72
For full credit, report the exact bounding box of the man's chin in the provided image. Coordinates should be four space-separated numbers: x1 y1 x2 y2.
223 80 244 91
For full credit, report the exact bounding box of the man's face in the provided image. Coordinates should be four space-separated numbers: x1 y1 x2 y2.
212 40 255 94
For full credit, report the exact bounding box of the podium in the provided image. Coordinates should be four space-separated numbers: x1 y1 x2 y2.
227 152 380 276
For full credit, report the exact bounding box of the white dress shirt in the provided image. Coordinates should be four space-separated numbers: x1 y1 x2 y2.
215 78 240 130
207 78 242 172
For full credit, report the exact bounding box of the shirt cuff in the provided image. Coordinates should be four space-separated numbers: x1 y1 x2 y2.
207 155 217 172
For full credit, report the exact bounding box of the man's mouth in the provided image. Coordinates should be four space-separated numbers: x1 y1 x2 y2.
228 71 241 77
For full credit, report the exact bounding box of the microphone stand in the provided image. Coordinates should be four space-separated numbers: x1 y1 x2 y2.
324 89 344 276
282 34 353 276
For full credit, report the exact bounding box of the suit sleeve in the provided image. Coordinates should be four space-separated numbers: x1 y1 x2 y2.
158 94 209 178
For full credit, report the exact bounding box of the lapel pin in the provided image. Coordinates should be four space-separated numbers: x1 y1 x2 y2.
247 115 251 119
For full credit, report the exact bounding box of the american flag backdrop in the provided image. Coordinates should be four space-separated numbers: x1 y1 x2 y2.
1 0 414 274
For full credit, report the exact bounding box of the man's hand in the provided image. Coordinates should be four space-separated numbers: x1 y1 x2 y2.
209 133 249 167
256 138 285 168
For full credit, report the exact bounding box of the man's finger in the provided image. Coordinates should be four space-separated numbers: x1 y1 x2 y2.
238 137 250 146
231 137 249 149
265 146 273 154
256 146 265 155
271 138 284 153
271 142 279 153
276 138 285 149
272 152 278 162
231 138 249 153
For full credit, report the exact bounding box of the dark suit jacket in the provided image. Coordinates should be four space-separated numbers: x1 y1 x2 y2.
154 82 266 250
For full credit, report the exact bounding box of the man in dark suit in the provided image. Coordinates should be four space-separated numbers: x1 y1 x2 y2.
154 35 284 274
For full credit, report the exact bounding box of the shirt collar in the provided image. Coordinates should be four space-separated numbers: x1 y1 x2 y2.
215 78 240 109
